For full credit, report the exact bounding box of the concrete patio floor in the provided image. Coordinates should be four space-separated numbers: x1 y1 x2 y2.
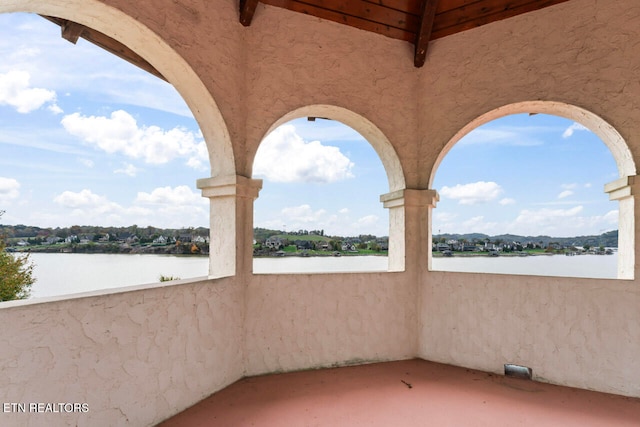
158 359 640 426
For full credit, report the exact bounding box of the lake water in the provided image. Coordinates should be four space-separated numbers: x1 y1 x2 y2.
23 252 618 299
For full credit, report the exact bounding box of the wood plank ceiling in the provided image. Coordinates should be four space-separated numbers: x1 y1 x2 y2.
241 0 572 67
41 0 573 79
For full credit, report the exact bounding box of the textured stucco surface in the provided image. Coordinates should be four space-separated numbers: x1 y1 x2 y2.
245 272 418 376
0 278 244 427
419 272 640 397
1 0 640 426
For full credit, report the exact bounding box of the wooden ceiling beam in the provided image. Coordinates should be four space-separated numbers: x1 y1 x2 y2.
414 0 438 67
240 0 260 26
40 15 166 81
61 21 85 44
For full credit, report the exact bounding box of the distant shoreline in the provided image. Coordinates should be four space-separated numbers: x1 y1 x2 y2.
8 244 390 258
9 244 616 258
432 252 552 258
432 249 615 258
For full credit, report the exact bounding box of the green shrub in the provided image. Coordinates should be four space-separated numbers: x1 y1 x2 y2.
0 240 34 302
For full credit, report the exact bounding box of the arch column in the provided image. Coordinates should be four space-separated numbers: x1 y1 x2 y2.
198 175 263 278
381 189 438 273
605 175 638 280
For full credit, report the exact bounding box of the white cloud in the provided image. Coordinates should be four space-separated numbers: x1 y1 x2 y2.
50 186 208 228
280 204 328 224
561 183 578 190
0 177 20 201
461 216 499 234
60 110 207 167
0 70 56 113
53 189 131 223
557 190 574 199
434 212 458 222
440 181 503 205
52 189 151 226
254 124 354 183
135 185 205 206
114 163 140 177
508 206 618 237
355 215 379 228
261 204 335 231
47 103 63 114
134 186 208 225
499 198 516 205
54 189 115 210
562 122 589 138
602 210 618 224
258 203 383 236
510 206 584 235
435 204 619 237
1 15 193 118
185 141 209 170
515 206 583 223
584 183 592 188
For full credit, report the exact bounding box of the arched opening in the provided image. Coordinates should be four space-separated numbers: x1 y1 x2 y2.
251 105 406 272
429 102 635 279
0 5 236 295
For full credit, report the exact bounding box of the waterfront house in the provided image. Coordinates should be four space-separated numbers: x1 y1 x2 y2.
44 236 61 245
192 235 208 244
341 242 357 252
152 235 167 245
264 236 284 249
435 243 450 252
295 240 313 250
64 235 78 244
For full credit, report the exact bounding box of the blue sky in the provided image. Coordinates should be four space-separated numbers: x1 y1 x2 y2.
432 114 619 237
0 13 619 238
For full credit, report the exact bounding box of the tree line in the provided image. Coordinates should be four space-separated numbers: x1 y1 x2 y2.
0 224 209 243
433 230 618 249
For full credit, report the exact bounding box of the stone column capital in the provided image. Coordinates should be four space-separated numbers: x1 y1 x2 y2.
605 175 637 201
197 174 263 199
380 188 439 208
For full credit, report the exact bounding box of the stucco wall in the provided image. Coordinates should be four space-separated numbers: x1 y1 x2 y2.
417 0 640 397
0 278 244 427
420 272 640 396
244 272 418 376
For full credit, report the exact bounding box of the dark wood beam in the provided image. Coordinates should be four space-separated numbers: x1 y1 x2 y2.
240 0 260 26
61 21 85 44
40 15 166 81
414 0 438 67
